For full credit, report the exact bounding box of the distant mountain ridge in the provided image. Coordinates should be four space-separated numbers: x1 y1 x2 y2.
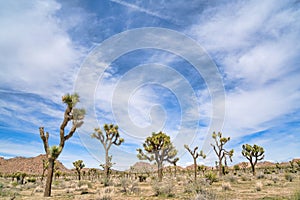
0 155 299 175
0 154 70 175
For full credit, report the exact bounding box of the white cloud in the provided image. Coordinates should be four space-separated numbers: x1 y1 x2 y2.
0 0 83 101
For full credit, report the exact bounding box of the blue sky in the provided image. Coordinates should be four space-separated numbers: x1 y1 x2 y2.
0 0 300 170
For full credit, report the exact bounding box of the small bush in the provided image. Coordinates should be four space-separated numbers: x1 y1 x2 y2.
226 175 237 183
193 189 217 200
152 179 175 197
119 177 140 194
255 181 263 191
95 195 112 200
27 177 36 183
257 173 265 179
205 171 218 185
284 173 294 182
272 176 279 184
184 178 208 194
222 182 232 191
292 190 300 200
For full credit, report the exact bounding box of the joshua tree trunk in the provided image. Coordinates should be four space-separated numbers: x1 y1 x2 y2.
251 161 256 176
44 158 54 197
218 159 222 176
105 150 109 179
158 162 163 182
193 158 197 181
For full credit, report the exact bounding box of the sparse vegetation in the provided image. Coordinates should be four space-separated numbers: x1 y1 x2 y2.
91 124 124 184
184 144 206 181
137 131 179 181
242 144 265 176
39 93 85 197
73 160 85 181
210 132 234 176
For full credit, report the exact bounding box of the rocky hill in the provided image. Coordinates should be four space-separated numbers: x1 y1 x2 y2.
0 154 70 175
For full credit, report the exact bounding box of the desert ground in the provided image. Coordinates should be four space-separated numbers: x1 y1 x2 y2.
0 165 299 200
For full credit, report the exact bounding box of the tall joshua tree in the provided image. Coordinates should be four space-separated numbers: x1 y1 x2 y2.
39 93 85 197
91 124 124 182
73 160 85 181
137 131 178 182
184 144 206 181
211 132 234 176
242 144 265 175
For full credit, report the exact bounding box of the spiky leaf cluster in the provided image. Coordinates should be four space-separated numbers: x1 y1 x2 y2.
137 131 178 163
242 144 264 161
73 160 85 171
91 124 124 146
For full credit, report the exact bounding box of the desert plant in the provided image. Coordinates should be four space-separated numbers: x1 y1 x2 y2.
91 124 124 182
255 181 263 191
233 164 240 171
39 93 85 197
205 171 218 185
211 132 234 176
242 144 265 176
73 160 85 181
284 173 294 182
151 178 175 197
169 157 179 177
184 144 206 181
137 131 178 181
222 182 232 191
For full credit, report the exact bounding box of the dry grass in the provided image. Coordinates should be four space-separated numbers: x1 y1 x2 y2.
0 170 299 199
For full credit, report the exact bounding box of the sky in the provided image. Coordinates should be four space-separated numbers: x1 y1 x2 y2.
0 0 300 170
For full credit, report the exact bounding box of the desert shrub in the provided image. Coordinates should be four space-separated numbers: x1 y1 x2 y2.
11 181 18 187
184 178 208 194
78 181 92 188
152 179 175 197
95 195 112 200
284 173 294 182
0 183 3 190
255 181 263 191
222 182 232 191
225 175 237 183
292 190 300 200
257 173 265 179
234 165 240 171
205 171 218 185
193 189 217 200
241 176 249 181
272 176 279 184
119 177 140 194
27 177 36 183
102 178 113 187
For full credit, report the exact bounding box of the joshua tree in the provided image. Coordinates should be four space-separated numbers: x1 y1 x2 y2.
91 124 124 182
73 160 85 181
211 132 234 176
137 131 178 182
184 144 206 181
242 144 265 176
170 157 179 177
39 93 85 197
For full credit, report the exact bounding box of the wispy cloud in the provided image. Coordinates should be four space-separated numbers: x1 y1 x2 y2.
110 0 170 21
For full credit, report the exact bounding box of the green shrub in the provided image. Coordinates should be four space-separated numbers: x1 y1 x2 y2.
205 171 217 185
284 173 294 182
27 177 36 183
152 179 175 197
292 190 300 200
